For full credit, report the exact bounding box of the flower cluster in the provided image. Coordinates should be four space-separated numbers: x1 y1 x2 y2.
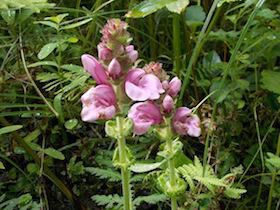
80 19 201 138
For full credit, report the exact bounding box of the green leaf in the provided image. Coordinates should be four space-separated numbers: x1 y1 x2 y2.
53 93 64 122
166 0 189 14
61 18 92 30
67 37 79 43
224 187 247 199
91 194 123 209
126 0 177 18
185 5 206 26
28 61 58 68
105 120 118 139
261 70 280 95
44 148 65 160
85 167 121 182
0 161 5 170
64 119 78 130
0 125 23 135
23 129 41 143
1 10 16 25
133 194 167 207
34 20 59 30
130 161 164 173
38 43 58 60
45 13 69 24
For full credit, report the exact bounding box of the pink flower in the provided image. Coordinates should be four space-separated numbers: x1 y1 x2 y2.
125 68 164 101
162 95 174 113
128 102 162 135
172 107 201 137
126 45 138 63
81 85 117 122
81 54 108 84
163 77 182 97
108 58 122 79
97 44 112 61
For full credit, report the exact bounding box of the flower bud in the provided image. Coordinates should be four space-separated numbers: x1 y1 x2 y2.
162 95 174 113
108 58 122 79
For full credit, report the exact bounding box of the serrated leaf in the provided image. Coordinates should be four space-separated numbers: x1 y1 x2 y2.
85 167 121 182
130 161 164 173
261 70 280 95
166 0 189 14
92 194 123 209
38 43 58 60
133 194 167 206
224 187 247 199
0 125 23 135
44 148 65 160
126 0 177 18
61 18 92 30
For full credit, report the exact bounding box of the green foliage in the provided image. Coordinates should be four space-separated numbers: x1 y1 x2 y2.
85 167 122 182
91 194 123 209
178 157 247 199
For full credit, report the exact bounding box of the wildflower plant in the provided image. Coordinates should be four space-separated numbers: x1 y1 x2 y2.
80 19 245 210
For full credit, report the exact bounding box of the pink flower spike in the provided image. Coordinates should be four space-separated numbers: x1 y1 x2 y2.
162 95 174 113
108 58 122 79
81 85 116 122
81 54 108 84
172 107 201 137
97 44 112 61
125 69 164 101
167 77 181 97
128 101 162 135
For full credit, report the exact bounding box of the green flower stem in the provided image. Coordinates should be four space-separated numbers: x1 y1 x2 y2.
172 13 181 77
267 133 280 210
116 117 132 210
166 137 177 210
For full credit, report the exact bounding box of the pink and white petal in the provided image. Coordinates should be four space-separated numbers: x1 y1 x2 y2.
125 82 150 101
125 68 145 84
81 54 108 84
133 121 153 135
102 105 116 119
81 105 99 122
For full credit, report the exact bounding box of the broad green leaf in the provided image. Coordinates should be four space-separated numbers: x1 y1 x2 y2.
130 161 164 173
166 0 189 14
44 148 65 160
0 125 23 135
126 0 177 18
61 18 92 30
38 43 58 60
261 70 280 95
0 161 5 170
185 5 206 26
64 119 78 130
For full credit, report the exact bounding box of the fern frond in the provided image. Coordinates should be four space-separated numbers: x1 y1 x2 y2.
133 194 167 207
85 167 121 182
91 194 123 209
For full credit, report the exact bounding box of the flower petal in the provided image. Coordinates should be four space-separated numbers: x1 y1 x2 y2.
81 54 108 84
